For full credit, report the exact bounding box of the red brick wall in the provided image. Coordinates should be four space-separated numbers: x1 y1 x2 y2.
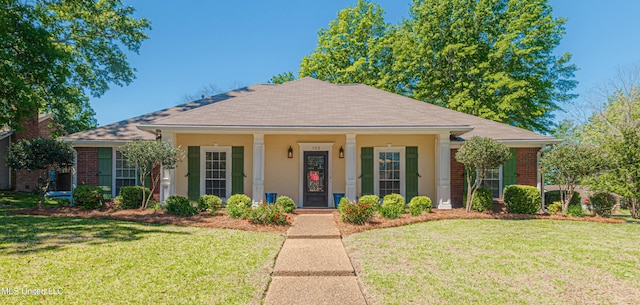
516 147 539 186
450 148 465 208
13 113 41 191
37 117 53 139
76 147 99 186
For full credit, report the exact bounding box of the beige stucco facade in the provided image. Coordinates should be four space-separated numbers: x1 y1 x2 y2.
171 133 438 207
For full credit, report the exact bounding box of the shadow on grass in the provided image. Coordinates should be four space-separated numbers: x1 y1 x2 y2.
0 215 191 255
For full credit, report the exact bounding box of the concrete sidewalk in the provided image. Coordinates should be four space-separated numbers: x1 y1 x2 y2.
264 214 367 305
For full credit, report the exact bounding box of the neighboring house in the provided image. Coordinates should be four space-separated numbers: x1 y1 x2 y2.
0 113 62 191
61 77 559 208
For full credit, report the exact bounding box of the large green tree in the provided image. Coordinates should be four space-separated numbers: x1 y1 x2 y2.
0 0 150 135
299 0 391 86
388 0 576 132
581 68 640 218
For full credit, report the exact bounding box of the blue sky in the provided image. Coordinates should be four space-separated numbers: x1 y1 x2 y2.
91 0 640 127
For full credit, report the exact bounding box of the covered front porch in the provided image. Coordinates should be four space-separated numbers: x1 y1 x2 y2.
158 131 454 209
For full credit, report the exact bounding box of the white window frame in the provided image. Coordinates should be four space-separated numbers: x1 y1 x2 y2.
200 146 232 200
481 165 503 199
113 149 138 197
373 147 406 198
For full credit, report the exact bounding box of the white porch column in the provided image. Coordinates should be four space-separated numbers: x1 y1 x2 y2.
252 134 265 203
435 133 452 209
160 132 176 202
345 134 357 202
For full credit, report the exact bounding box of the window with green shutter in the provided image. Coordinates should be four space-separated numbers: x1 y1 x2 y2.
361 147 374 195
231 146 244 195
405 146 419 201
187 146 200 201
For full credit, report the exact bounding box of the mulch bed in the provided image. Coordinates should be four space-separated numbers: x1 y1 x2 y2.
6 206 291 234
7 206 626 236
334 208 626 236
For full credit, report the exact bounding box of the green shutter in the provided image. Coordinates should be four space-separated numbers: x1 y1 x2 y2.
503 148 517 187
231 146 244 195
97 147 112 197
187 146 200 201
361 147 374 195
405 146 419 201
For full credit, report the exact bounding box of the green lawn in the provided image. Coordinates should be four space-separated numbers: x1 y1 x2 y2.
344 219 640 305
0 215 284 304
0 192 62 211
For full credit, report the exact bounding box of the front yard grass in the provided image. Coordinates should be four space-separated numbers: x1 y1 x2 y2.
0 215 284 304
344 219 640 305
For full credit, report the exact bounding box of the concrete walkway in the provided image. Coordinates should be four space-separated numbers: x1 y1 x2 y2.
264 214 367 305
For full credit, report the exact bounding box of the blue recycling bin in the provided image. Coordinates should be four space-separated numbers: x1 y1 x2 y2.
333 193 345 208
265 192 277 204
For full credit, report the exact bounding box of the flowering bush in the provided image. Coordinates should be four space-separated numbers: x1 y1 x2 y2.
338 199 376 224
244 204 290 225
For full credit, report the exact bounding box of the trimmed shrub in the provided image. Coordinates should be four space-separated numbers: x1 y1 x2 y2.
567 204 585 217
165 195 197 217
119 186 151 209
113 196 124 210
547 201 562 215
197 195 222 213
73 185 103 209
544 190 581 207
275 195 296 213
358 195 381 210
338 199 376 224
463 188 494 212
379 193 405 219
589 192 616 217
504 185 541 215
244 204 290 225
408 196 432 216
226 194 252 218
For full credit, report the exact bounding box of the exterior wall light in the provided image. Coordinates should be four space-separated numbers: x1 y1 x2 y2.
288 146 293 158
339 146 344 158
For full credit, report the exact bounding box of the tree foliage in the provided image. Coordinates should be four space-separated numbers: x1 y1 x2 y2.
541 143 607 214
299 0 391 86
455 136 510 212
0 0 150 135
120 140 184 209
5 137 74 206
580 67 640 218
299 0 576 133
268 71 296 84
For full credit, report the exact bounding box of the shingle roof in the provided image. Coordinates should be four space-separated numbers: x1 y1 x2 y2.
63 77 556 143
61 84 273 142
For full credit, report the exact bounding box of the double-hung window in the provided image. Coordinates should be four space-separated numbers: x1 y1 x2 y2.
373 147 406 198
482 166 503 199
114 150 137 195
201 147 232 200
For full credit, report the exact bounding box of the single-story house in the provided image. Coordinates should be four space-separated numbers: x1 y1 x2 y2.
61 77 559 208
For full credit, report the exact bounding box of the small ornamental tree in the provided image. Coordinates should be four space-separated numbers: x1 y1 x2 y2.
541 143 607 214
120 140 184 209
455 136 511 212
6 137 74 207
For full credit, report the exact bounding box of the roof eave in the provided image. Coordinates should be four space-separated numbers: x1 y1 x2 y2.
137 124 474 135
450 138 561 148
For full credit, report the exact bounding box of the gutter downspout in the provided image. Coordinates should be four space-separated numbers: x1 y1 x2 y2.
537 144 546 212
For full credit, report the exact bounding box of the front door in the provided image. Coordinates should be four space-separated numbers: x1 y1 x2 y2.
303 151 328 207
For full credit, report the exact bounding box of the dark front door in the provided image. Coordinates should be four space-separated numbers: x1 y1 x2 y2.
303 151 328 207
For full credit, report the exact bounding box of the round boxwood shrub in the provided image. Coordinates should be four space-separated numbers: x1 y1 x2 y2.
504 185 541 215
463 188 494 212
408 196 432 216
226 194 252 218
547 201 562 215
358 195 381 210
197 195 222 213
275 195 296 213
165 195 197 217
589 192 616 217
379 193 405 219
566 204 585 217
73 185 104 209
119 186 151 209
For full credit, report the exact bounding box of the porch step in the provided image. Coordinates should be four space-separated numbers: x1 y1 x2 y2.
294 208 337 214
